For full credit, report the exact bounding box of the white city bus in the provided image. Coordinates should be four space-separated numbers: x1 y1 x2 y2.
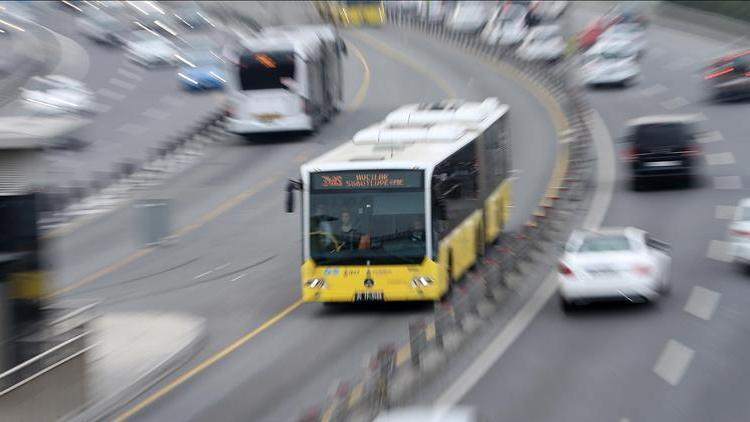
286 98 512 303
225 25 346 136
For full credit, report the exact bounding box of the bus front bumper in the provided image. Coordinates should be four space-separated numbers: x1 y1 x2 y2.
302 285 444 302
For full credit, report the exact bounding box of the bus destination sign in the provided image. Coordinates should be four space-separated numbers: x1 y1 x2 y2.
312 170 422 190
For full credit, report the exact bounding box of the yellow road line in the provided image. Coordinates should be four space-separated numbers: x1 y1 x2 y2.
349 30 457 98
396 344 411 367
426 322 436 341
345 39 371 112
115 300 303 421
348 382 364 408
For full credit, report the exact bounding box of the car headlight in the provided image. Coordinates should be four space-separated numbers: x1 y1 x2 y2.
411 276 433 288
304 278 327 289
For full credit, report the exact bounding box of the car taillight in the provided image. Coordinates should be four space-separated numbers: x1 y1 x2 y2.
682 145 702 156
732 229 750 237
558 263 573 276
622 147 639 161
633 264 651 276
704 67 734 80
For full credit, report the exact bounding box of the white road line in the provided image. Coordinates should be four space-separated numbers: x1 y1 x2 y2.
684 286 721 320
653 339 694 386
714 175 743 190
143 108 171 120
705 152 735 166
116 123 147 135
638 84 667 97
715 205 736 220
436 110 616 406
697 130 724 144
707 240 733 263
215 262 231 271
117 67 144 81
231 273 247 282
660 97 689 110
97 88 126 101
194 270 212 280
109 77 137 91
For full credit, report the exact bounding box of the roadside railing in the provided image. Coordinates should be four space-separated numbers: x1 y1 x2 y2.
298 11 596 422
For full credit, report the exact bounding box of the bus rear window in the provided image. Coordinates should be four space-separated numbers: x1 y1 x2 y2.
239 51 295 91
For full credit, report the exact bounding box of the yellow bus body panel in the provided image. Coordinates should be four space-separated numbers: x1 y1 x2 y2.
9 271 46 300
301 258 445 302
484 179 513 243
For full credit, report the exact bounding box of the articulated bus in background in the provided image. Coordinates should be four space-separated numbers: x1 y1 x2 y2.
317 0 385 27
225 25 346 136
286 98 512 303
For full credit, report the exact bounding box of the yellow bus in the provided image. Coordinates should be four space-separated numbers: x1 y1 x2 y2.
286 98 512 303
317 0 385 27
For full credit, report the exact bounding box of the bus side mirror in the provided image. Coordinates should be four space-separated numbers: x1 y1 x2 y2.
285 179 302 213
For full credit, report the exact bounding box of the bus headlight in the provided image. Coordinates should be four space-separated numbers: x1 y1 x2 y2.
305 278 327 289
411 276 433 288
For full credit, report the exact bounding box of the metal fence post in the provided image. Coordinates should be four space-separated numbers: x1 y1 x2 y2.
408 319 427 369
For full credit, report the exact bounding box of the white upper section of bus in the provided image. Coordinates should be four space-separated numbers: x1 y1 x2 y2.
301 98 509 172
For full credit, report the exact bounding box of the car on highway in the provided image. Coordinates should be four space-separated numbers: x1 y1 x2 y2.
621 115 703 189
517 25 565 62
529 0 568 22
558 227 672 311
481 3 529 46
177 48 226 91
444 1 487 34
20 74 97 116
703 50 750 101
374 406 489 422
599 23 647 57
582 39 641 87
76 9 130 46
728 198 750 269
124 30 179 68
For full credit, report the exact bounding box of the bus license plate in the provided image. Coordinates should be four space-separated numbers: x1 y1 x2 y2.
354 292 384 302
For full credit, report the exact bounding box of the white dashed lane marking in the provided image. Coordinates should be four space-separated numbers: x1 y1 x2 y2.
194 270 212 280
714 176 743 190
705 152 735 166
97 88 126 101
109 77 137 91
638 84 668 97
707 240 733 262
117 67 144 81
660 97 689 110
684 286 721 320
231 273 247 282
653 339 695 386
697 130 724 143
715 205 736 220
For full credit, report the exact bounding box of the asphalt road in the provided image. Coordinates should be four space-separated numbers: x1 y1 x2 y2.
49 17 560 422
23 2 220 189
425 5 750 422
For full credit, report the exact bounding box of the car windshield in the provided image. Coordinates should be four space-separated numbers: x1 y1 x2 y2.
578 235 632 253
738 206 750 221
308 170 426 265
632 123 694 148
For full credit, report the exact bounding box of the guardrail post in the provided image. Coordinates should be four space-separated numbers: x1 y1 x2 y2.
408 319 427 369
433 303 452 349
368 344 396 412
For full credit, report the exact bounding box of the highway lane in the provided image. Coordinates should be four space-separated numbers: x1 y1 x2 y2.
48 21 560 422
426 5 750 422
26 2 220 189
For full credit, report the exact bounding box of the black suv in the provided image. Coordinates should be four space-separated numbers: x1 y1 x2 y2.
623 116 702 189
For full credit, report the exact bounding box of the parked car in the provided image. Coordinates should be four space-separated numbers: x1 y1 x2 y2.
517 25 565 62
599 23 647 57
728 198 750 269
582 39 641 87
445 1 487 34
20 75 97 116
76 9 129 46
417 0 447 24
559 227 672 311
481 3 528 46
124 30 179 68
621 115 703 189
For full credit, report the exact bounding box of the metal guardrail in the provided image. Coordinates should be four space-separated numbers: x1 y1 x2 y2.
299 10 596 422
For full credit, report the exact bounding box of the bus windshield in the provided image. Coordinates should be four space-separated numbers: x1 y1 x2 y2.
239 51 295 91
309 170 426 265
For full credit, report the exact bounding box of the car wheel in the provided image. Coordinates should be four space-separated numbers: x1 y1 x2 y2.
560 296 574 313
632 178 644 191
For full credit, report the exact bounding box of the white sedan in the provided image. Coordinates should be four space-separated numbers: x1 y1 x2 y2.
558 227 672 311
481 4 528 46
599 23 647 56
124 30 179 68
445 2 487 34
516 25 566 62
20 75 97 116
728 198 750 267
582 39 641 87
